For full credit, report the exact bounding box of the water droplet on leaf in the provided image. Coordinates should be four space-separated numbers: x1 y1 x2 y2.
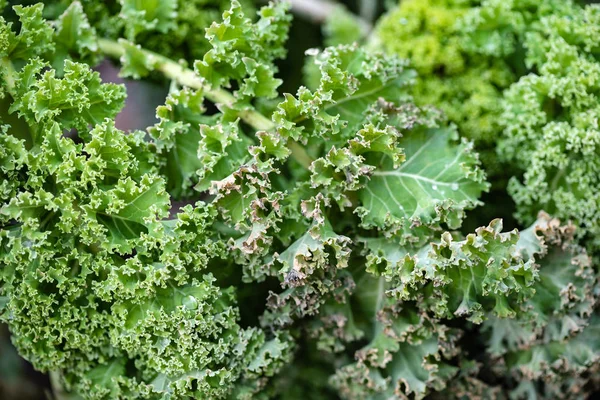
183 295 198 310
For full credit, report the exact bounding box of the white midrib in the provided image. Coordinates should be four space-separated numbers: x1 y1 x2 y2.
372 170 458 187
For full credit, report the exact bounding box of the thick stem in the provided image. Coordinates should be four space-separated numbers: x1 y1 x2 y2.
98 39 314 168
1 57 17 97
288 140 313 169
286 0 338 23
262 0 372 32
359 0 378 23
50 371 83 400
97 39 275 131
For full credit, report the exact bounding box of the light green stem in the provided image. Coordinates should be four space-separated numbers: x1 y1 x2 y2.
50 371 84 400
97 38 312 168
288 141 313 169
1 57 17 97
359 0 377 23
98 39 274 130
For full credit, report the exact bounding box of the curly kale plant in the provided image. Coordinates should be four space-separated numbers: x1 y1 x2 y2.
372 0 581 175
375 0 600 248
499 3 600 251
0 1 599 399
372 0 513 155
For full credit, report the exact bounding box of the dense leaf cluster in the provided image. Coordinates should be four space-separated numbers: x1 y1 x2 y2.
0 1 599 399
372 0 578 175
